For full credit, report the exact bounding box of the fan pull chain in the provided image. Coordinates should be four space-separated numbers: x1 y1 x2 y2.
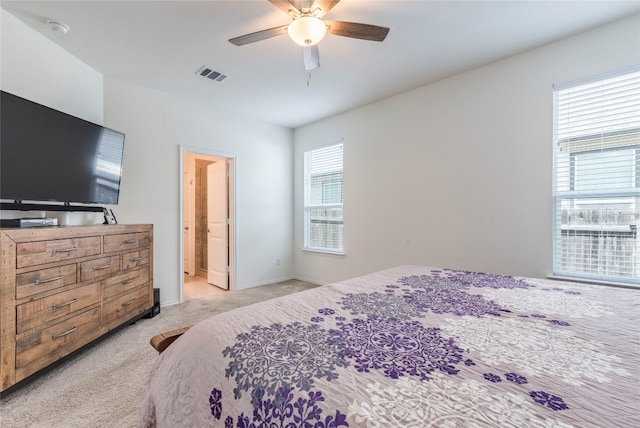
307 71 311 87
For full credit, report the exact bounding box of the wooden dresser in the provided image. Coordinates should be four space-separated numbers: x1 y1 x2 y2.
0 224 153 394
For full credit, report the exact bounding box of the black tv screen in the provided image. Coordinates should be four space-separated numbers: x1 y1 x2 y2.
0 91 125 206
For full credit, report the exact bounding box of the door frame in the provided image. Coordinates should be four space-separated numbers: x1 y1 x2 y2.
179 145 236 302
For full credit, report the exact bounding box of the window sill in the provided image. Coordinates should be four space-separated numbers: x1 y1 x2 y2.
302 248 345 257
548 274 639 290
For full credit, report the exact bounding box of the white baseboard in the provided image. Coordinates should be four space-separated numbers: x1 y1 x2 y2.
291 275 328 286
237 275 326 290
236 275 296 290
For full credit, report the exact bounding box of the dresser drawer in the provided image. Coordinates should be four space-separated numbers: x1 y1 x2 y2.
103 285 150 328
16 263 77 300
80 255 121 282
122 248 150 270
104 232 150 253
103 267 150 301
1 224 152 393
16 282 101 334
16 236 101 269
15 306 102 380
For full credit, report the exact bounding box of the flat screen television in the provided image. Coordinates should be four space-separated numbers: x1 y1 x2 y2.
0 91 125 207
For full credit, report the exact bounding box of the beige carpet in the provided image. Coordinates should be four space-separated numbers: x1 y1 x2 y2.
0 279 319 428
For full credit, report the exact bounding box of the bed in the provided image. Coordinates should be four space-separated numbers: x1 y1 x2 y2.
139 265 640 427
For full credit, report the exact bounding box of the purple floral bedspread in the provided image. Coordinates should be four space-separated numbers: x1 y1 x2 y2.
139 266 640 427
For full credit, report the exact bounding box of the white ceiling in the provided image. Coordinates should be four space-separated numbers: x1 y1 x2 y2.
2 0 639 129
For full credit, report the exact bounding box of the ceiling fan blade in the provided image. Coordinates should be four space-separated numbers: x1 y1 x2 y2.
325 20 390 42
268 0 300 16
310 0 340 17
229 25 288 46
303 45 320 71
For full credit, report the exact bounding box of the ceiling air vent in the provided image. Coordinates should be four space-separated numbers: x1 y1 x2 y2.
196 66 229 83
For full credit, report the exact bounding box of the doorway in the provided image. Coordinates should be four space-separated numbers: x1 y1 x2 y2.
181 148 235 301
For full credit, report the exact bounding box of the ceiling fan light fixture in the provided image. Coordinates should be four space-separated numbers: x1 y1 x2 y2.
287 16 327 46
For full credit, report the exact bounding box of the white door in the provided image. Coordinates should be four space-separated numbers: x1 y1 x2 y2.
207 161 229 289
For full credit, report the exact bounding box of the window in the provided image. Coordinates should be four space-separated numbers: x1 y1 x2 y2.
304 143 343 253
552 66 640 285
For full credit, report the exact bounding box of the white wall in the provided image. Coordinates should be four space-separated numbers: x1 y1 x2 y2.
0 9 103 123
1 9 295 305
104 78 294 304
3 6 638 295
293 14 640 285
0 9 104 224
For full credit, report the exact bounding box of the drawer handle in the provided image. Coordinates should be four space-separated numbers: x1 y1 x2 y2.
52 326 77 340
52 298 78 310
53 247 77 254
122 298 137 307
92 264 112 271
122 239 137 244
121 278 137 285
35 275 63 285
129 257 143 262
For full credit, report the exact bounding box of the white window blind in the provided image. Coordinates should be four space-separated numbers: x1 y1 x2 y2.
304 143 344 253
552 66 640 285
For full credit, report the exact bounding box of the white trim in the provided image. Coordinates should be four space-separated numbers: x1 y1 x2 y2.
551 67 640 284
302 137 345 153
179 145 237 302
293 276 328 286
553 63 640 91
547 275 640 290
302 248 345 256
303 143 344 253
236 276 295 290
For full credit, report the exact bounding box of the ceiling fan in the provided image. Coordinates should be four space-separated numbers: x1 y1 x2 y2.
229 0 389 72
